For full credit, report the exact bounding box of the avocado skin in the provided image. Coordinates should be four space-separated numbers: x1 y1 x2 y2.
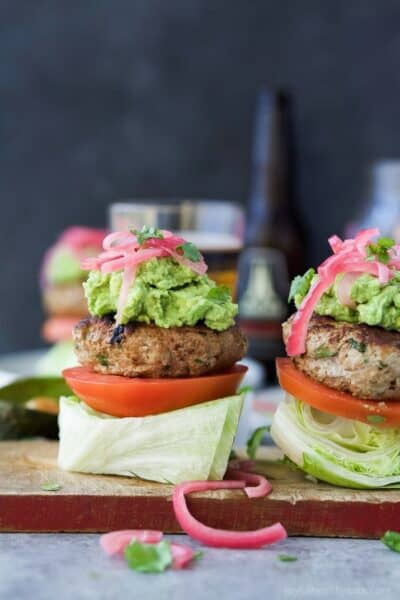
0 377 70 440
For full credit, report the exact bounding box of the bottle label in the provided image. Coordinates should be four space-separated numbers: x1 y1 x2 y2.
239 248 288 321
239 253 287 320
238 247 288 357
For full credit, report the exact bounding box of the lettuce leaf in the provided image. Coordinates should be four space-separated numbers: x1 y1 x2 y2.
58 394 243 484
270 395 400 489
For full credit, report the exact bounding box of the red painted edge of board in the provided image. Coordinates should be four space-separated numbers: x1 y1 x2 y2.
1 494 398 538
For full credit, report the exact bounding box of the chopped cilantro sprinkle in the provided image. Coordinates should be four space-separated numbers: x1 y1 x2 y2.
382 530 400 553
314 345 337 359
177 241 202 262
124 540 172 573
277 554 298 562
349 339 366 353
41 482 62 492
96 354 109 366
130 225 164 245
366 237 395 264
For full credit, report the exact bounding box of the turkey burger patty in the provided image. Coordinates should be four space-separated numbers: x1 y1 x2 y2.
283 314 400 401
74 316 248 378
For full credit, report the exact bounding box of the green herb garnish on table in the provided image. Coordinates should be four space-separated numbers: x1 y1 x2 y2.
124 540 172 573
247 426 269 460
40 482 62 492
382 531 400 552
277 554 298 562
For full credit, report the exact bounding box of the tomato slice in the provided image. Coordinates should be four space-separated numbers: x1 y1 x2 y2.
276 357 400 428
42 317 79 343
63 364 248 417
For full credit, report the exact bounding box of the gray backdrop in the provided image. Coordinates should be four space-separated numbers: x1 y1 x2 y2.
1 0 400 351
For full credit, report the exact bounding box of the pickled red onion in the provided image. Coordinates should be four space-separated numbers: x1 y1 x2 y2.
286 228 400 357
116 265 136 323
81 228 207 324
172 480 286 549
59 226 108 251
225 468 273 499
170 543 198 569
100 530 163 556
335 273 360 308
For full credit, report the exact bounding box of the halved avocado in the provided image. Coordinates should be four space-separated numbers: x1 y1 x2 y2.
0 377 71 440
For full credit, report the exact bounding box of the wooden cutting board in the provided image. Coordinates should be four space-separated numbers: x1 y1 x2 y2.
1 439 400 538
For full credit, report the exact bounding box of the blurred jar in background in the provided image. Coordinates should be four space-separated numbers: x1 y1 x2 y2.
110 200 244 296
345 160 400 240
238 89 304 377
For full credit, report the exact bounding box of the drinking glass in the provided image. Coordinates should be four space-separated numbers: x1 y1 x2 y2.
345 160 400 240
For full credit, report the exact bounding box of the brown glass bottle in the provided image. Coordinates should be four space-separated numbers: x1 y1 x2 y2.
238 89 304 379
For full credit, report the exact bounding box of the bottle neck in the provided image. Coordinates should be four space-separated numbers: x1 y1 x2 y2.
245 91 294 245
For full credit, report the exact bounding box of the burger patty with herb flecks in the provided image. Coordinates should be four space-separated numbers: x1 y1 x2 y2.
73 316 248 378
283 314 400 401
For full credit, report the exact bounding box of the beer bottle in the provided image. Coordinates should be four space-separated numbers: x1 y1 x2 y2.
238 89 304 376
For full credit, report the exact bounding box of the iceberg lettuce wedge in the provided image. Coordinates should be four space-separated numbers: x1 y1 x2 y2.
271 395 400 489
58 394 243 484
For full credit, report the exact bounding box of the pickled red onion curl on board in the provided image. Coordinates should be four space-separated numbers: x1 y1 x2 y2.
172 480 286 549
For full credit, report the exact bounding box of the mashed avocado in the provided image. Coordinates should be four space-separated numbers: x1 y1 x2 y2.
84 257 238 331
47 247 86 285
290 268 400 331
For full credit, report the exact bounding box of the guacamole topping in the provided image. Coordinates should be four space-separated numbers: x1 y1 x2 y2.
43 227 107 286
84 257 237 331
46 247 86 285
285 229 400 356
291 269 400 331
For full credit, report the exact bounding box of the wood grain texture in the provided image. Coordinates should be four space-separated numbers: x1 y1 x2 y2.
1 440 400 537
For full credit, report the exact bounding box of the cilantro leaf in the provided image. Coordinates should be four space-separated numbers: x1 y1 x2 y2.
378 236 395 248
124 540 172 573
382 530 400 553
177 241 201 262
349 338 366 353
41 482 62 492
246 426 269 460
288 268 316 307
96 354 109 366
366 237 394 264
130 225 164 245
314 345 337 359
278 554 298 562
206 285 231 304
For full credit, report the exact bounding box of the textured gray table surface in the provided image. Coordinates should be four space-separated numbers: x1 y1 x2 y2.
0 534 397 600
